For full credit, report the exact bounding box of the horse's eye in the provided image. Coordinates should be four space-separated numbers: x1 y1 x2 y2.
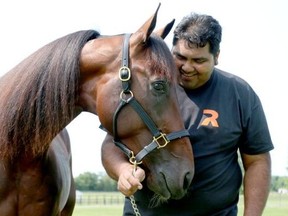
152 81 167 93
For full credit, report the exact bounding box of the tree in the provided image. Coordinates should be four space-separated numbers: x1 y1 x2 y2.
74 171 117 191
74 172 98 191
97 174 117 191
271 176 288 192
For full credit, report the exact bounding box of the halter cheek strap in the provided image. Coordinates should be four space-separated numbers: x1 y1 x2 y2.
112 33 190 165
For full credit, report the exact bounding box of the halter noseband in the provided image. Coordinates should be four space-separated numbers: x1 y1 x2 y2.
112 33 190 166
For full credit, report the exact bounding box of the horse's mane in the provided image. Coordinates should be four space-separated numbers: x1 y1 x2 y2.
0 30 99 160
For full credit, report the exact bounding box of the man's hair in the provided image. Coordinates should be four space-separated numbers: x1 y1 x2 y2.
173 13 222 56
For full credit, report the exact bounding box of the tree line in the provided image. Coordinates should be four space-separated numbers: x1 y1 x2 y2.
74 171 288 192
74 172 117 191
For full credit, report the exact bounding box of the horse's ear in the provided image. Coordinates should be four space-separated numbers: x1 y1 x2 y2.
130 3 161 46
154 19 175 39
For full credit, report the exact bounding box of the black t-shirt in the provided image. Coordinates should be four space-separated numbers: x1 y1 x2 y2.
123 68 274 216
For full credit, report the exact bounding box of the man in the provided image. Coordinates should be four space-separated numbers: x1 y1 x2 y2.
101 12 274 215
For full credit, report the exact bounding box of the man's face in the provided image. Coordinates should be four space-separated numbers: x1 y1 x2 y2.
172 39 219 90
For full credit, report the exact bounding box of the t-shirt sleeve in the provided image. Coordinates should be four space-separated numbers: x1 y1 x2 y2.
239 88 274 154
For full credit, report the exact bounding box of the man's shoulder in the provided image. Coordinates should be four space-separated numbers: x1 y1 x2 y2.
215 68 246 82
214 68 253 91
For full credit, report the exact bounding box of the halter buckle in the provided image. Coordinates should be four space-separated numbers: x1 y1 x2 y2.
119 66 131 81
154 132 170 149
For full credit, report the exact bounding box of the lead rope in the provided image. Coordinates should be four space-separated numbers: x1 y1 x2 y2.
130 161 141 216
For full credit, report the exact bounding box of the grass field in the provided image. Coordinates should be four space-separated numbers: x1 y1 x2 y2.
73 192 123 216
73 205 122 216
238 192 288 216
72 192 288 216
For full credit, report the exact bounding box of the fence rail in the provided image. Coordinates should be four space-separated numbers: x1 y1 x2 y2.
76 192 125 205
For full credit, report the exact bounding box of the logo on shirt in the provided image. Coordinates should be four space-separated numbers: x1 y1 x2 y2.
198 109 219 128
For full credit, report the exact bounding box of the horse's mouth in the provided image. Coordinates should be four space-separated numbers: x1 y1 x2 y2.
147 173 188 208
161 172 187 200
148 189 188 208
148 193 169 208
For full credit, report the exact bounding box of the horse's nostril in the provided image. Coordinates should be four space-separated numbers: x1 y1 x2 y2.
183 172 193 190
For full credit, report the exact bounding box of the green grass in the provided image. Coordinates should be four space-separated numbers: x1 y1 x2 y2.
238 192 288 216
73 192 123 216
73 205 122 216
73 192 288 216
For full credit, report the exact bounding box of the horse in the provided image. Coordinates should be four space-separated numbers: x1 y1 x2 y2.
0 4 194 215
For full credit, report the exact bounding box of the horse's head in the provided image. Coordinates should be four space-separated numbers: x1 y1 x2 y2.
78 4 194 201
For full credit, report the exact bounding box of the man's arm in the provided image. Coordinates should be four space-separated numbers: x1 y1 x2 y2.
101 133 145 196
241 152 271 216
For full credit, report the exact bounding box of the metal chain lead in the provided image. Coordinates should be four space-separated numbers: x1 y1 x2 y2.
130 158 141 216
130 195 141 216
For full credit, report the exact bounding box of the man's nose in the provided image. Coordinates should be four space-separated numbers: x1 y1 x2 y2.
182 62 195 72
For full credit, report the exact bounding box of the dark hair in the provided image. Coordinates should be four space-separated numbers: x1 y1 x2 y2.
173 13 222 56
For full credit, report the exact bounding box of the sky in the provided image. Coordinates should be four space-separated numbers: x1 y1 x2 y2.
0 0 287 177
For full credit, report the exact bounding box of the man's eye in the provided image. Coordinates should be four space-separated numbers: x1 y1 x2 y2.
176 54 185 60
195 59 206 63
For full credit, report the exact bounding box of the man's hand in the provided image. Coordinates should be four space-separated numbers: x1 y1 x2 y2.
117 163 145 197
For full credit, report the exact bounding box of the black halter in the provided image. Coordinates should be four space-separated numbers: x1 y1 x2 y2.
113 33 190 166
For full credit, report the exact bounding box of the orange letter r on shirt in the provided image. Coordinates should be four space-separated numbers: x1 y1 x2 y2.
201 109 219 127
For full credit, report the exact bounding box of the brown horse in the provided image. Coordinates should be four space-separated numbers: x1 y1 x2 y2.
0 4 194 215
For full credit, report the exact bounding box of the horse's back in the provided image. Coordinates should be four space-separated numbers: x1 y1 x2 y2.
0 129 75 216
